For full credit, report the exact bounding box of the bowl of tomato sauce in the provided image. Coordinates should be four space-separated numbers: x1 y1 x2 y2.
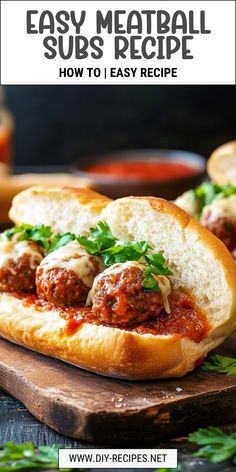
73 149 206 199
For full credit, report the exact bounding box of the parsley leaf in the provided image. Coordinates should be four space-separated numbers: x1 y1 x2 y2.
144 254 174 276
202 354 236 375
90 221 114 242
142 255 174 292
142 272 160 291
3 224 53 252
77 236 102 255
2 225 76 255
194 182 236 218
77 222 115 255
101 240 151 266
189 427 236 464
0 441 73 470
195 182 222 218
48 233 76 253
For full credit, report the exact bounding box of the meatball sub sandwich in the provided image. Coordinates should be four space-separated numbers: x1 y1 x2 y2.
0 186 236 379
176 141 236 260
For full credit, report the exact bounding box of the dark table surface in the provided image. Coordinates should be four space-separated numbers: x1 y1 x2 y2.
1 387 236 471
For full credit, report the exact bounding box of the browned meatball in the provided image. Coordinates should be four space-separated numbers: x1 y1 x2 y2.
36 241 103 306
201 211 236 250
90 263 167 327
0 240 43 292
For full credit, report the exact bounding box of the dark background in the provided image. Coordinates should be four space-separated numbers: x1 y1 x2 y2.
6 85 236 167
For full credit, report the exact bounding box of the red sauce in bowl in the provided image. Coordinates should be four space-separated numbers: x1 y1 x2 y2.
85 161 199 181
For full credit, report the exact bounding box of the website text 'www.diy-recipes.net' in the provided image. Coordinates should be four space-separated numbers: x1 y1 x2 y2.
58 448 178 469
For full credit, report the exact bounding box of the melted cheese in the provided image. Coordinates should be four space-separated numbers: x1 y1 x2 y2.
39 241 101 288
87 261 172 313
152 274 171 314
0 240 43 270
201 195 236 224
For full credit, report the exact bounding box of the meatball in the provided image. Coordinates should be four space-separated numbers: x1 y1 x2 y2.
36 241 103 306
0 240 43 292
88 262 171 327
201 208 236 251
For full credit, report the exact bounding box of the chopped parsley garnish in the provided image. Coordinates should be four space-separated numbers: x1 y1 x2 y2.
4 224 53 252
193 182 236 218
202 354 236 375
1 221 173 291
78 222 173 291
78 222 151 265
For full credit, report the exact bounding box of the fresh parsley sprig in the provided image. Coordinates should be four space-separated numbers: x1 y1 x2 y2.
78 222 151 264
158 427 236 470
202 354 236 375
0 441 74 471
189 427 236 464
77 221 116 255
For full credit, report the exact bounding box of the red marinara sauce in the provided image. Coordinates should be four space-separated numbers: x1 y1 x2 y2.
85 161 199 181
16 290 209 343
133 292 209 342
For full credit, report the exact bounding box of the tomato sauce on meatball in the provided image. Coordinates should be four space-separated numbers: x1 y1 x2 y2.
36 241 103 306
89 262 170 327
0 240 43 292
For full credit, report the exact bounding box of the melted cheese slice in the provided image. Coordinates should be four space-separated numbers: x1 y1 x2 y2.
0 240 43 270
87 261 172 314
201 195 236 224
39 241 101 288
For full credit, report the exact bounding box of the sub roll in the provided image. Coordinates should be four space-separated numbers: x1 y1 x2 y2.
0 186 236 379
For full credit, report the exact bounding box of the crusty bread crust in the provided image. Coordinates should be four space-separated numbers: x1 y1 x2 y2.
9 186 111 235
1 189 236 379
208 140 236 185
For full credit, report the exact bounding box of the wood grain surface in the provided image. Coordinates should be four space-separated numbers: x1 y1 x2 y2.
0 333 236 445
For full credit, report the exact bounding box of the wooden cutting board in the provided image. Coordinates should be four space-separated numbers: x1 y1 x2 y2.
0 334 236 445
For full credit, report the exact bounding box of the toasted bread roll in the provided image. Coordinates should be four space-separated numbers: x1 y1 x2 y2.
0 188 236 379
9 186 111 235
0 174 91 225
208 140 236 185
